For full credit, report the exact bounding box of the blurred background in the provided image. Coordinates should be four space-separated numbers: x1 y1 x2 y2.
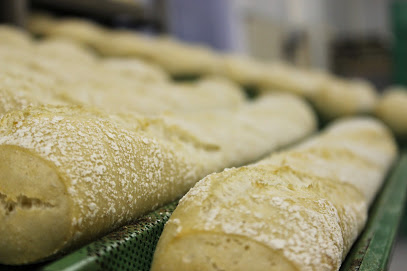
1 0 406 89
0 0 406 270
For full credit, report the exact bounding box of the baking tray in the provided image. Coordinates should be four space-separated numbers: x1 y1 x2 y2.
1 151 406 271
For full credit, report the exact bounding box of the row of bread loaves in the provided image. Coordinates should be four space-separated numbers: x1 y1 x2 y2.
0 93 316 265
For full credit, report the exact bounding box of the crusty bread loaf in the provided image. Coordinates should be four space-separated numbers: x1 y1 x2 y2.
95 32 222 76
0 34 244 115
221 57 378 121
27 13 55 36
0 93 316 265
259 63 328 97
309 78 378 120
37 17 106 47
375 87 407 138
95 28 159 59
0 69 244 117
259 65 378 120
217 55 270 87
147 37 221 76
151 117 397 271
26 15 379 121
220 57 378 121
28 15 221 76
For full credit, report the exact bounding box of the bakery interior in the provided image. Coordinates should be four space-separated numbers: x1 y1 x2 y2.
0 0 406 270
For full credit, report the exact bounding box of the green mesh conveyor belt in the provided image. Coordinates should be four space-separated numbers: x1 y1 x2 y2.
40 202 178 271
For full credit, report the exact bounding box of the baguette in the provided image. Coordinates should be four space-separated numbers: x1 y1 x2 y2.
218 55 269 87
0 93 316 265
95 32 221 76
259 63 328 97
28 15 221 76
309 78 378 120
39 18 106 47
375 87 407 138
27 13 56 37
260 66 378 120
151 117 397 271
0 37 244 115
26 14 380 121
146 37 221 76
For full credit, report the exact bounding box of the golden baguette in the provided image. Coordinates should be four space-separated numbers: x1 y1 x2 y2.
151 117 397 271
0 38 244 115
375 87 407 138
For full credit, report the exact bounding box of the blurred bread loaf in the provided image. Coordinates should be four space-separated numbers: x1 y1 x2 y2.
375 86 407 138
29 15 105 47
28 14 221 76
27 14 381 122
259 63 328 97
0 27 244 115
309 78 378 120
